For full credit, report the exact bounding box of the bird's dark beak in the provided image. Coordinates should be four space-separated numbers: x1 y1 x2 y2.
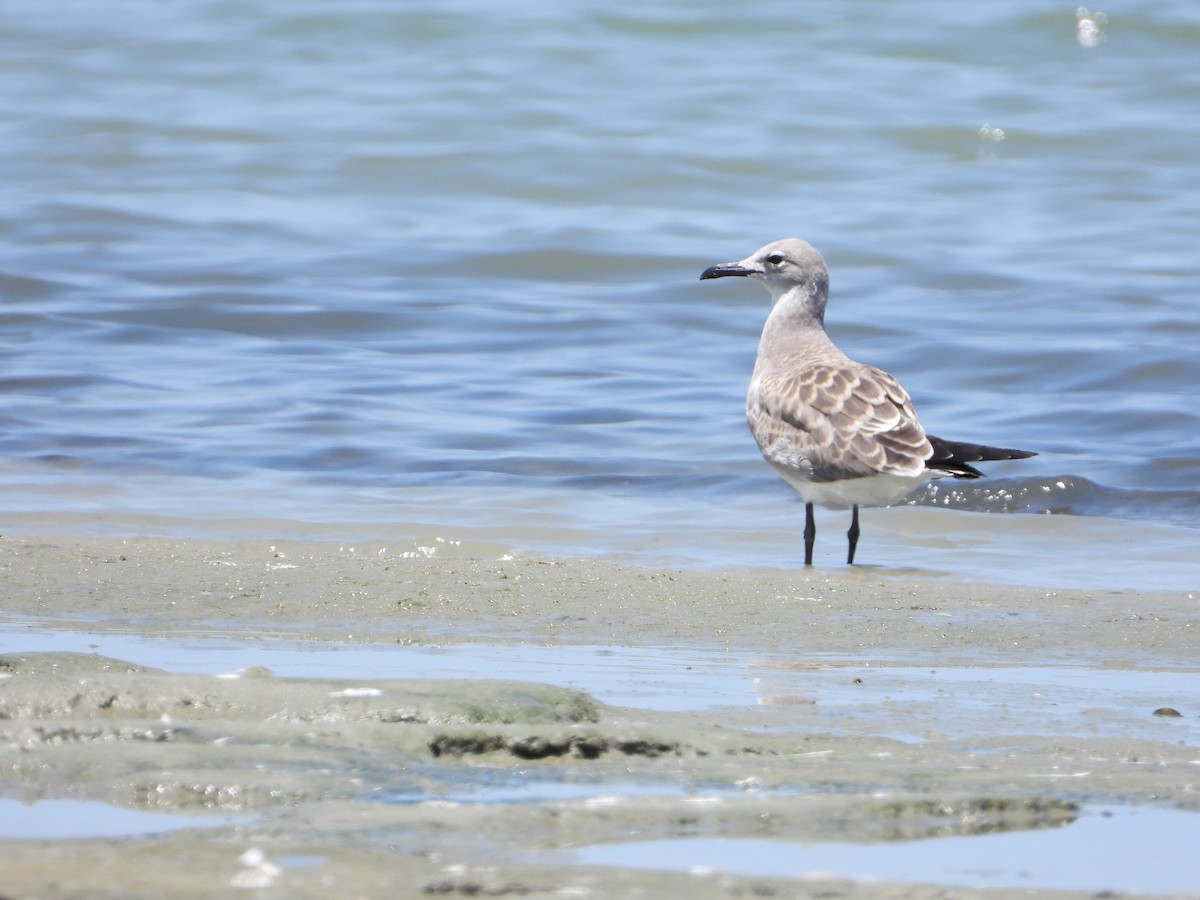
699 262 753 281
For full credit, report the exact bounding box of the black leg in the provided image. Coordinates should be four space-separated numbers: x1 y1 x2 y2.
803 501 816 566
846 504 860 565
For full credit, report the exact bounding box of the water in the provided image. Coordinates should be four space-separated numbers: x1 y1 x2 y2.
573 806 1200 895
0 798 245 840
7 623 1198 744
3 2 1199 588
0 624 761 712
7 622 1197 892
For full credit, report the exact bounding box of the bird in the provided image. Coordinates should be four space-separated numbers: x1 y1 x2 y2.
700 238 1036 566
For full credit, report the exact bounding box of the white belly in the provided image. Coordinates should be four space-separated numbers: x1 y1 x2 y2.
769 462 936 510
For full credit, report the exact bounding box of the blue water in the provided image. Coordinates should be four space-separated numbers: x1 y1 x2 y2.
0 798 244 840
574 806 1200 895
7 623 1198 743
2 2 1199 588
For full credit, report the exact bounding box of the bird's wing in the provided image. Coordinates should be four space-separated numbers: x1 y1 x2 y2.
747 363 933 481
925 435 1038 479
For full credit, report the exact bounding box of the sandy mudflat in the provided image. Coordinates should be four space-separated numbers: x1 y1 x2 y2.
1 533 1198 898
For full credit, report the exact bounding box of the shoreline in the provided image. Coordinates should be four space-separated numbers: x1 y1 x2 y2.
4 502 1199 593
3 532 1196 663
2 532 1198 898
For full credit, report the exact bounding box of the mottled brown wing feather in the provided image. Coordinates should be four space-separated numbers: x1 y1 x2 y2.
748 363 933 481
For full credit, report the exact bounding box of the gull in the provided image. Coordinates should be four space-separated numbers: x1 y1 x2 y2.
700 238 1036 566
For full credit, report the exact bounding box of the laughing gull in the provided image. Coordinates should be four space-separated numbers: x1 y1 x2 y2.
701 238 1036 566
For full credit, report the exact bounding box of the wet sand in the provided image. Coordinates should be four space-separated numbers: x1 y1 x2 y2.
2 534 1198 898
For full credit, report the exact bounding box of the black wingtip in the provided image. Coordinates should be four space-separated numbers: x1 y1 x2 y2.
926 436 1037 478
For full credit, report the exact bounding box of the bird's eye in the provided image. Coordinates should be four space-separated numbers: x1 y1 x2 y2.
766 254 784 266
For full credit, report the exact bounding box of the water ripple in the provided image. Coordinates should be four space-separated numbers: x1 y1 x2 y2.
2 0 1199 587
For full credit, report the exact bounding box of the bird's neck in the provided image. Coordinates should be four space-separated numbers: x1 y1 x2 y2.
756 288 846 369
763 285 828 335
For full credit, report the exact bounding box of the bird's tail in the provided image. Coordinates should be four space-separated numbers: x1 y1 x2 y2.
926 435 1037 479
